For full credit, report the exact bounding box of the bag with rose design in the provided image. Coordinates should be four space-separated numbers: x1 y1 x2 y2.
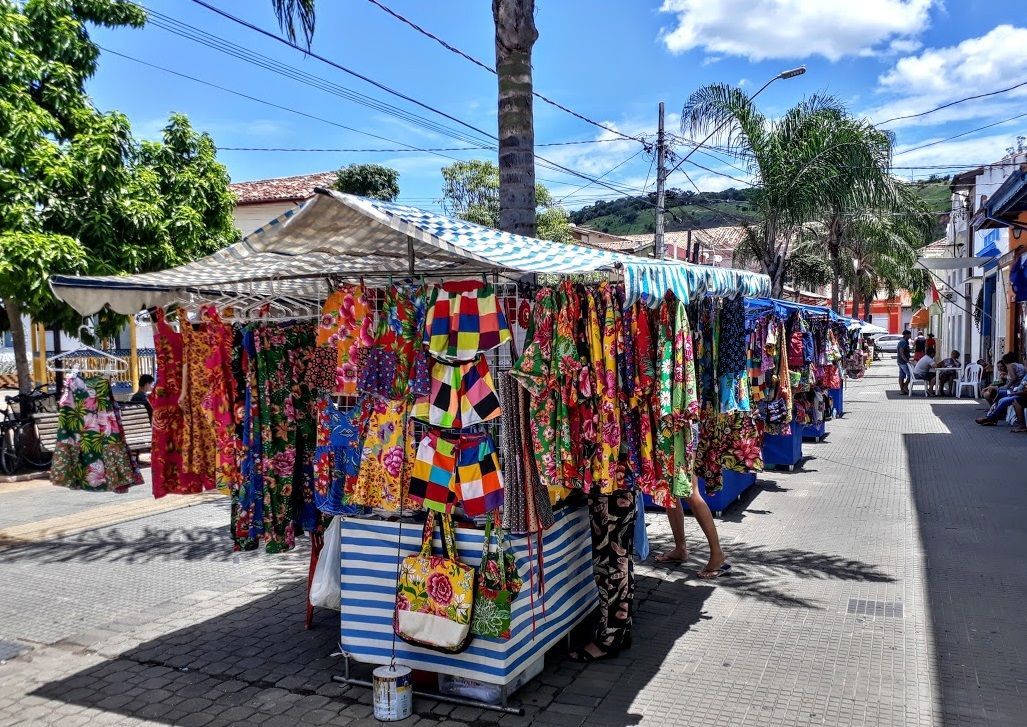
471 513 522 640
394 510 476 652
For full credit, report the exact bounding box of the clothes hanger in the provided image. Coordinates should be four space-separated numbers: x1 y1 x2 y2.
48 323 130 375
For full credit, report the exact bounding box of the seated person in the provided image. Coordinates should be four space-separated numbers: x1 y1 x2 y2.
912 346 937 395
130 374 155 420
982 353 1025 403
1011 394 1027 434
976 378 1026 426
937 350 961 395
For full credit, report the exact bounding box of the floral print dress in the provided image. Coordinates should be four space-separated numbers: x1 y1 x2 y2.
347 395 415 511
317 285 373 395
151 308 184 498
51 375 142 493
179 308 217 493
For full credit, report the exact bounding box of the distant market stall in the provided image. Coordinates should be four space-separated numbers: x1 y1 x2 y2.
49 190 772 711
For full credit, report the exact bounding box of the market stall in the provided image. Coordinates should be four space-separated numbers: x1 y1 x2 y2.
49 190 771 712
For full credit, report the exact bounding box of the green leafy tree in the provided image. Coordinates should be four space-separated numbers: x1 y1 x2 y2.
440 160 569 242
0 0 236 394
334 163 400 201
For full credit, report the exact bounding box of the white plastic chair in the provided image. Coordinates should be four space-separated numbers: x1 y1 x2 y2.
956 363 983 399
908 373 929 397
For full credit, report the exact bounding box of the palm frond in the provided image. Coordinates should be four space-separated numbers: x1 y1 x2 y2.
270 0 317 44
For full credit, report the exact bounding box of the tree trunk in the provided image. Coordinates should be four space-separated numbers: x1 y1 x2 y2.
862 294 872 322
827 216 842 313
4 298 33 396
851 285 861 322
493 0 538 237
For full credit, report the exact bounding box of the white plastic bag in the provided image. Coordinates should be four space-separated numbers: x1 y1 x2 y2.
310 516 341 610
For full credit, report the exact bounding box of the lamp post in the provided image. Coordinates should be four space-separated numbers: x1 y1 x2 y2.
654 66 807 260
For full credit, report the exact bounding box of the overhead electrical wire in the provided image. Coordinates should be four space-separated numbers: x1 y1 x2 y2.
876 77 1027 125
555 147 646 204
893 111 1027 157
361 0 645 144
218 138 624 153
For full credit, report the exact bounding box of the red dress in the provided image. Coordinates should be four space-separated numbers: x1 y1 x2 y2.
151 308 185 498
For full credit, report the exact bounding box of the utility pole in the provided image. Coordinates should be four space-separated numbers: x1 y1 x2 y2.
653 101 667 260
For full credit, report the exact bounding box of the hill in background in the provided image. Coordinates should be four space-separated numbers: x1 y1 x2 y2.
570 182 950 239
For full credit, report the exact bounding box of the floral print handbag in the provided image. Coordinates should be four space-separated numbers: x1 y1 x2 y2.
471 513 522 640
395 510 476 653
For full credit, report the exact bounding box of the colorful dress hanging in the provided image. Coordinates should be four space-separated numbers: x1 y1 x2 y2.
179 308 217 493
346 395 414 511
317 284 373 395
51 375 142 493
151 308 184 498
313 396 365 515
200 308 241 496
358 283 430 401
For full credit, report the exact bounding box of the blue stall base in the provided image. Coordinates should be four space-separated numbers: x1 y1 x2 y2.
829 386 844 417
803 420 827 442
762 425 804 470
641 470 757 516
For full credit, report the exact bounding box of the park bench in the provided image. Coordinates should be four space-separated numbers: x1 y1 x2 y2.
35 402 152 457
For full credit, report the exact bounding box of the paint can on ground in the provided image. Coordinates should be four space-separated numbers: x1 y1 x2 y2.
372 665 413 721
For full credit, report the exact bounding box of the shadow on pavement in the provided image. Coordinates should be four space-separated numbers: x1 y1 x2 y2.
0 524 233 564
904 398 1027 726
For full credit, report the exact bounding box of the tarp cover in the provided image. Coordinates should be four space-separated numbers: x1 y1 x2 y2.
50 191 770 315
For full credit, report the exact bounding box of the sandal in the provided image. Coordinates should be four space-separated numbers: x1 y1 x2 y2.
654 550 687 564
696 562 733 579
568 642 621 663
975 418 997 426
1011 426 1027 433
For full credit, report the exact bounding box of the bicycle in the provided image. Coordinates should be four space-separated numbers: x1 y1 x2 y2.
1 385 56 474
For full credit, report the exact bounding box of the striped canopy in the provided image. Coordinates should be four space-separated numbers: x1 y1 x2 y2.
50 190 770 315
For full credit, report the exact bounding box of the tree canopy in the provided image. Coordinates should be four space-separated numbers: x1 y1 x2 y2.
333 163 400 201
440 159 570 242
0 0 237 391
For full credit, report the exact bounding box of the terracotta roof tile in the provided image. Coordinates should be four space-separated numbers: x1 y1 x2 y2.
231 171 338 205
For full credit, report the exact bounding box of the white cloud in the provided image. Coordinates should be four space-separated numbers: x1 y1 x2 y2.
658 0 936 62
892 129 1027 167
869 24 1027 128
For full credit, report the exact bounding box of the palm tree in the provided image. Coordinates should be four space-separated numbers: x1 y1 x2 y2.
683 86 903 299
269 0 539 236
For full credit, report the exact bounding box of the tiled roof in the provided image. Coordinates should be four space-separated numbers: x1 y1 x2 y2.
624 226 753 268
230 171 338 205
568 225 653 254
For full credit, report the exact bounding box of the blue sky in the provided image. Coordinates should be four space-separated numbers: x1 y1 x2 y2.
87 0 1027 212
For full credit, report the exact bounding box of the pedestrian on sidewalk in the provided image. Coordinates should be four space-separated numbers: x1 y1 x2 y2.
653 474 730 579
897 330 913 395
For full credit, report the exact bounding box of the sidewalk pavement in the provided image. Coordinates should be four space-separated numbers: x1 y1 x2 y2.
0 361 1023 726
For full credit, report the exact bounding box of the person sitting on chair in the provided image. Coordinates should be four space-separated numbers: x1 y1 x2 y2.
976 377 1026 426
911 346 937 395
130 374 155 421
937 350 961 396
982 353 1025 404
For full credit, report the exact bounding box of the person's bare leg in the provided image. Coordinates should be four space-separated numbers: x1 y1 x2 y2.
654 503 687 562
686 483 725 576
1013 400 1026 431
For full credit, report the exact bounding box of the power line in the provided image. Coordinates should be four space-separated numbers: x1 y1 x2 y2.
362 0 644 144
877 77 1027 125
181 0 659 203
555 148 646 204
218 138 624 153
894 112 1027 157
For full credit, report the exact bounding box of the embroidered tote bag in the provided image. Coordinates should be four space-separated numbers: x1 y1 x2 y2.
395 510 476 652
471 513 522 639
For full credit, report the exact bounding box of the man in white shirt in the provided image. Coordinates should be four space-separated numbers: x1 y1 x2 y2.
912 346 937 395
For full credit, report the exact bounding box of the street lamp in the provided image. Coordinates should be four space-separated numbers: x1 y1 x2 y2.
668 65 807 183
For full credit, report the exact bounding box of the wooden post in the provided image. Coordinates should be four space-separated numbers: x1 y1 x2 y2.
128 315 139 391
33 323 47 386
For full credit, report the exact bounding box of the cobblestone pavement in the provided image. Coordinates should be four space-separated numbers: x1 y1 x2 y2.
0 361 1023 726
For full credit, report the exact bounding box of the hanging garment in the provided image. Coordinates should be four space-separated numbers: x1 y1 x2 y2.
51 375 142 493
411 356 502 429
584 284 621 494
347 395 414 510
717 295 751 414
234 329 264 551
179 307 217 492
317 285 373 395
151 308 185 498
409 430 503 516
424 281 512 361
588 489 636 651
695 407 764 493
200 308 242 495
496 371 554 534
358 284 430 400
313 396 365 515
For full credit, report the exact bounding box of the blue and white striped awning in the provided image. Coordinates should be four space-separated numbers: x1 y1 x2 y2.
50 190 769 315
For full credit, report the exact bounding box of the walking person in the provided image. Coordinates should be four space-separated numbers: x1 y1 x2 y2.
653 474 730 579
896 330 913 395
